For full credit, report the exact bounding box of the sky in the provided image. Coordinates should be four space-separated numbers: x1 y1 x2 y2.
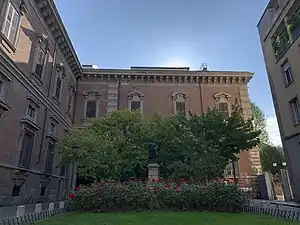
54 0 282 146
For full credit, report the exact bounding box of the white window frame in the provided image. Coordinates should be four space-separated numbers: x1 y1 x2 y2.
1 2 21 45
83 90 101 119
281 61 293 86
171 92 187 115
290 97 300 125
127 90 144 114
53 65 65 101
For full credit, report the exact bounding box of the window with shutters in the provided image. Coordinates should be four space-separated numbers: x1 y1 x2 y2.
213 92 232 117
176 101 186 115
18 129 34 169
86 100 96 118
131 101 140 110
1 2 20 45
128 90 144 114
218 102 229 117
53 64 65 101
32 36 48 81
83 90 100 119
171 92 188 115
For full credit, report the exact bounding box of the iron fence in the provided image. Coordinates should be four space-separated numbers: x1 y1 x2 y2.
243 205 300 222
0 208 65 225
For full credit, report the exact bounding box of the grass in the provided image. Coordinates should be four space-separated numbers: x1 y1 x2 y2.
34 212 298 225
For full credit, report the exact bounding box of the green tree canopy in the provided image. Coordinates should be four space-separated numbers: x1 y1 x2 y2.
60 106 260 182
250 101 269 144
260 143 285 176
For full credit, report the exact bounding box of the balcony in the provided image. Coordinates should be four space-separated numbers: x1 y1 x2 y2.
287 9 300 40
272 29 291 59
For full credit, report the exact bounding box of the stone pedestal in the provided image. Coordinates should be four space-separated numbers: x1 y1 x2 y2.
280 169 294 201
148 163 159 180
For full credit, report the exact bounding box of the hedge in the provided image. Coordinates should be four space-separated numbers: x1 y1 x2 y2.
68 179 247 213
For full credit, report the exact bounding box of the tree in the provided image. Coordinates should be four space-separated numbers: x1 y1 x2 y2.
60 106 261 183
59 110 150 181
250 101 270 144
260 143 285 176
151 104 261 182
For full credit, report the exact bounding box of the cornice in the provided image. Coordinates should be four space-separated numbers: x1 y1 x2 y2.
33 0 81 78
80 71 253 85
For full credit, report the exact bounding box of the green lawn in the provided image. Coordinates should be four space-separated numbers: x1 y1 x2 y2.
34 212 298 225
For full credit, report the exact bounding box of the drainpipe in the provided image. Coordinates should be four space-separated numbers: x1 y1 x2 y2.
117 76 121 110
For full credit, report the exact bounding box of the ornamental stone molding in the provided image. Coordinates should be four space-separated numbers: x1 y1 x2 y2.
127 90 144 100
213 92 232 102
34 0 81 77
82 90 101 99
171 92 188 101
80 70 252 85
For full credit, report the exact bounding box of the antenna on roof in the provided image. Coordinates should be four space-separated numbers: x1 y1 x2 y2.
200 63 208 71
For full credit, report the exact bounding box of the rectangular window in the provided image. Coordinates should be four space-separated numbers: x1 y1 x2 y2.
2 2 20 44
85 100 96 118
34 47 46 79
176 102 186 114
219 102 229 117
49 122 56 135
0 80 5 99
45 142 55 173
131 101 140 110
281 61 293 86
54 76 62 100
27 104 36 120
18 130 34 168
67 92 73 114
290 97 300 124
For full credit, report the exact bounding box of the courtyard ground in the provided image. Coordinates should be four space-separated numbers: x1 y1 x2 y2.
35 212 297 225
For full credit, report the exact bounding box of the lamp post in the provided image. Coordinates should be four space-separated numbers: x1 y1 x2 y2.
271 162 286 200
70 144 78 190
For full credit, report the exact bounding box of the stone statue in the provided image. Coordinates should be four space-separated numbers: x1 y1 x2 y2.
148 142 158 163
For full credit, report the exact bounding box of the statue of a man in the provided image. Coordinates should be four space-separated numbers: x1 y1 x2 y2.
148 142 158 163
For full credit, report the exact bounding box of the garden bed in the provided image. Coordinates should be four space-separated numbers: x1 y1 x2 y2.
35 212 298 225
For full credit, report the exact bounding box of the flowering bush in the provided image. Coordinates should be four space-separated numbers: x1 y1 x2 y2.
68 180 247 213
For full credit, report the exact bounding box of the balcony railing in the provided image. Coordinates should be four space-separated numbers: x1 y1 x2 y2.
287 10 300 40
272 30 291 59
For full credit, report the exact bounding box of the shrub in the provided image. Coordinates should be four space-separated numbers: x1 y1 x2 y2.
68 180 247 213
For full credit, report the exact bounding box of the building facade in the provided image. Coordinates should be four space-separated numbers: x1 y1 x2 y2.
258 0 300 201
0 0 261 206
75 66 262 182
0 0 80 205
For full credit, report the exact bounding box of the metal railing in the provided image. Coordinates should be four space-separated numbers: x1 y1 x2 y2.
0 208 65 225
243 205 300 222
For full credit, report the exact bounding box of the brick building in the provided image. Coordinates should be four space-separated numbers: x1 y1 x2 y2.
0 0 261 205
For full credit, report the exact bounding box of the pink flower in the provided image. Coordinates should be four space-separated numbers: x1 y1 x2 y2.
76 186 81 191
179 178 185 183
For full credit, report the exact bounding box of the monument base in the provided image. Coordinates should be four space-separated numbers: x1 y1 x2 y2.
148 163 159 180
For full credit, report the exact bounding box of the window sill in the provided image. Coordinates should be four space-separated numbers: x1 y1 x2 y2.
285 80 294 88
20 117 40 131
0 98 10 112
31 72 43 86
0 33 17 53
52 96 60 107
46 133 59 142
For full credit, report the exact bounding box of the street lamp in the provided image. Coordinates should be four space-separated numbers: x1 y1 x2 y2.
70 144 78 190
